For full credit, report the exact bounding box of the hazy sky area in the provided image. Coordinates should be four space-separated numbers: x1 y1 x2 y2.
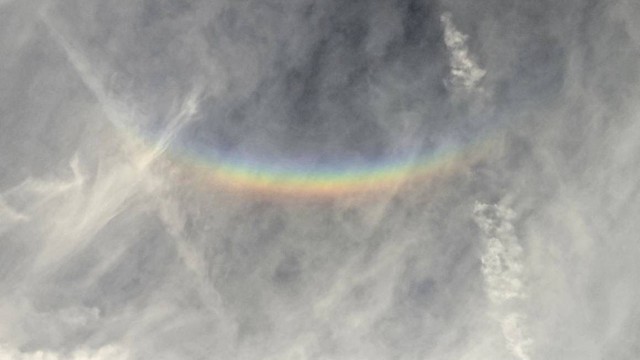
1 0 640 359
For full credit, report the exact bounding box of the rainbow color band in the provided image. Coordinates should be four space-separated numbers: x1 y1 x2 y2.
128 124 494 199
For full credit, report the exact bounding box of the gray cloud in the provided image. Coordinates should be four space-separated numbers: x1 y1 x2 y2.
1 0 640 359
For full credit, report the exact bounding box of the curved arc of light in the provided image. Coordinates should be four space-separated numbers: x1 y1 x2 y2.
43 15 494 199
123 121 494 198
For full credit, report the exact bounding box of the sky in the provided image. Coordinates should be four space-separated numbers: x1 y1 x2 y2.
1 0 640 359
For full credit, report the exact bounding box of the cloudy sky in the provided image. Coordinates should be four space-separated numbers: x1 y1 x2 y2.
1 0 640 359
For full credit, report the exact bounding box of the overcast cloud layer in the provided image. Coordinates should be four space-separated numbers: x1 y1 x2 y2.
1 0 640 359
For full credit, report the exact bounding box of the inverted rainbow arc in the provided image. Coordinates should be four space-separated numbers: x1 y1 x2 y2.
121 122 492 199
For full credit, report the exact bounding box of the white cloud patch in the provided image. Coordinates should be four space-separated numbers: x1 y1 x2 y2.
441 12 487 95
474 202 533 360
